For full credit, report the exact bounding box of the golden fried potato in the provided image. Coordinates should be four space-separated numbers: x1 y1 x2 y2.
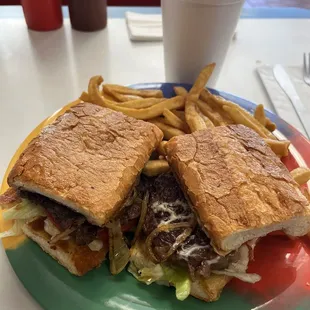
163 108 187 131
149 118 186 140
291 167 310 185
105 84 163 98
185 98 207 132
189 63 215 100
142 160 170 176
264 138 290 157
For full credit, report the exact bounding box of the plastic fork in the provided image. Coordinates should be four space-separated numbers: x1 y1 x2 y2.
303 53 310 86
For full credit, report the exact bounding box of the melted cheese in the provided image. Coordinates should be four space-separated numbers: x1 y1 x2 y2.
177 242 212 262
151 200 194 226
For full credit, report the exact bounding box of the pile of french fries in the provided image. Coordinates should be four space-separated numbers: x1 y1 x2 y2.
78 63 310 189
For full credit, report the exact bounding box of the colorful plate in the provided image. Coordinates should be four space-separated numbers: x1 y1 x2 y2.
1 83 310 310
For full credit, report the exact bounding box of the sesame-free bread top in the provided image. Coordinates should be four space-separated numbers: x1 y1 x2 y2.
166 125 310 254
8 103 163 226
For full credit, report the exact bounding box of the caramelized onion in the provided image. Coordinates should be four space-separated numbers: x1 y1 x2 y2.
145 222 194 263
123 188 138 208
108 219 130 275
132 191 149 245
50 226 76 244
49 218 85 244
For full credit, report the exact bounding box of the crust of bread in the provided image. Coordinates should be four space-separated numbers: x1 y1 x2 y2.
22 217 108 276
156 274 231 302
8 103 163 226
190 274 231 302
129 239 231 302
0 187 22 207
166 125 310 254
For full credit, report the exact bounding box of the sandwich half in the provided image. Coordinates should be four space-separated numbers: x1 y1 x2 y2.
0 102 163 275
166 125 310 255
128 125 310 301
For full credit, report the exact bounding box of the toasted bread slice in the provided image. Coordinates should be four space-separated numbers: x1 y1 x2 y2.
22 217 108 276
128 239 236 302
166 125 310 254
8 103 163 227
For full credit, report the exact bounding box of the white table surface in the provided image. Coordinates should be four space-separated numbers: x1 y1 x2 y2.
0 17 310 309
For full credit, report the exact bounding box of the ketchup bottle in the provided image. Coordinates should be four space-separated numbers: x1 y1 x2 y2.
21 0 63 31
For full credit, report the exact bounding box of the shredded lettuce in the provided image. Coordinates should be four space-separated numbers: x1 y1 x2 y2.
129 264 164 285
0 199 46 239
211 244 261 284
128 262 191 301
162 266 191 301
212 270 261 283
3 199 46 221
128 240 191 301
0 219 26 239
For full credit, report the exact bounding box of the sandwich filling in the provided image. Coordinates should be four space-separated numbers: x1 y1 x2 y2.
129 173 260 301
0 186 141 274
19 190 140 247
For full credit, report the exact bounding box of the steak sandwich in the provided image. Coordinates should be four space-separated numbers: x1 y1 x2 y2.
128 125 310 302
0 102 163 276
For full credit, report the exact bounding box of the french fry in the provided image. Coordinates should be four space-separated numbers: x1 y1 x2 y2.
200 115 214 128
254 104 267 126
173 87 212 129
105 84 163 98
200 88 213 102
142 160 170 177
171 110 186 122
197 106 214 128
102 90 117 101
117 98 164 109
265 118 277 132
163 108 187 131
102 85 126 102
107 96 184 120
197 99 230 126
223 105 270 138
103 85 143 102
202 93 227 108
88 76 184 120
79 91 91 102
121 94 143 101
199 91 234 125
252 104 277 132
189 63 216 100
264 138 290 157
157 141 168 156
89 75 104 100
212 95 276 139
185 98 207 132
174 86 188 96
291 167 310 185
149 119 186 140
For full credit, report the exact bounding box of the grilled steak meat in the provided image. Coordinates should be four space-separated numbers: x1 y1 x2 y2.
21 190 141 245
140 173 239 278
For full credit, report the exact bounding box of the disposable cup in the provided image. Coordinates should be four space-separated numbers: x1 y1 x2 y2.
161 0 245 86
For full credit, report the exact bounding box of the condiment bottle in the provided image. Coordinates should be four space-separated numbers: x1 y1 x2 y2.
21 0 63 31
68 0 107 32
